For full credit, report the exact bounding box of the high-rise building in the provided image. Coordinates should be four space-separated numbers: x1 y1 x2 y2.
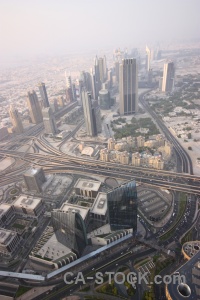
92 100 102 134
27 90 43 124
23 168 46 193
98 56 107 84
51 210 88 256
58 96 65 107
65 73 76 102
94 56 101 99
107 181 137 232
38 82 50 108
99 89 111 110
42 107 57 135
162 61 175 93
82 90 97 136
119 58 138 115
145 46 151 72
9 105 23 134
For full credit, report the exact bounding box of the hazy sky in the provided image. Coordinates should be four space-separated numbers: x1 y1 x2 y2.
0 0 199 58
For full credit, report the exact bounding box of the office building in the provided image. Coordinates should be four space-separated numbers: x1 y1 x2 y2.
42 107 57 135
0 204 15 227
27 90 43 124
82 90 97 136
119 58 138 115
38 82 50 108
0 229 20 257
51 210 88 256
65 73 76 102
162 61 175 93
94 56 101 99
74 178 101 199
92 99 102 133
99 89 111 110
23 167 46 193
13 194 44 217
9 105 23 134
98 55 107 84
107 181 137 232
145 46 151 72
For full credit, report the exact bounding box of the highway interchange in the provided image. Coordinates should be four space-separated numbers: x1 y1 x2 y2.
0 93 200 299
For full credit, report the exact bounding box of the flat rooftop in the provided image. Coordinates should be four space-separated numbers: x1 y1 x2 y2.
0 229 16 244
60 203 89 220
74 178 101 192
0 203 11 216
91 192 107 215
24 168 42 176
13 195 42 209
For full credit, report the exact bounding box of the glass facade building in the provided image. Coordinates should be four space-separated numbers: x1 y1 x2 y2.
107 181 137 233
51 210 88 257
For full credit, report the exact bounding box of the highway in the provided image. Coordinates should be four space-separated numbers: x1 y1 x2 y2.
0 149 200 194
139 92 193 174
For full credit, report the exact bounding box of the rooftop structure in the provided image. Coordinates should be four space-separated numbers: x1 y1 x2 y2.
59 203 89 221
90 192 107 216
0 228 20 256
13 195 44 217
74 178 101 198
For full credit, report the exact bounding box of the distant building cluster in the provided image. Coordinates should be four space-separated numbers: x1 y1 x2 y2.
99 136 171 169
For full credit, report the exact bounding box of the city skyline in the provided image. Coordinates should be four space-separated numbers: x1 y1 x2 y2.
0 0 199 62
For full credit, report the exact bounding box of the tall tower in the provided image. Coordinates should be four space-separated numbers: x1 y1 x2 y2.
65 73 76 102
9 105 23 134
145 46 151 72
162 61 175 93
42 107 57 135
119 58 138 115
94 56 101 99
38 82 49 108
82 90 97 137
27 90 43 124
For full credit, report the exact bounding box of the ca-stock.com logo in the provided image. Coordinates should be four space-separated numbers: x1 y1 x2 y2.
63 271 186 288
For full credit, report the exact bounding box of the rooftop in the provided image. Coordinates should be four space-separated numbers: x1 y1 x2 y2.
37 233 73 261
13 195 42 209
60 203 89 220
74 178 101 192
24 168 42 176
0 229 16 244
0 203 11 216
90 192 107 215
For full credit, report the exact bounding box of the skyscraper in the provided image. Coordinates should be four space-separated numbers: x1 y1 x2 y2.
94 56 101 99
65 73 76 102
92 99 102 134
145 46 152 72
9 105 23 134
51 210 88 256
23 167 46 193
119 58 138 115
38 82 50 108
107 181 137 232
162 61 175 93
42 107 57 135
82 90 98 136
27 90 43 124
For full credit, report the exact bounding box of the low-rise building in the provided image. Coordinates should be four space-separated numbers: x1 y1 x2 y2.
74 178 101 199
13 195 44 217
0 204 15 227
0 229 20 257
